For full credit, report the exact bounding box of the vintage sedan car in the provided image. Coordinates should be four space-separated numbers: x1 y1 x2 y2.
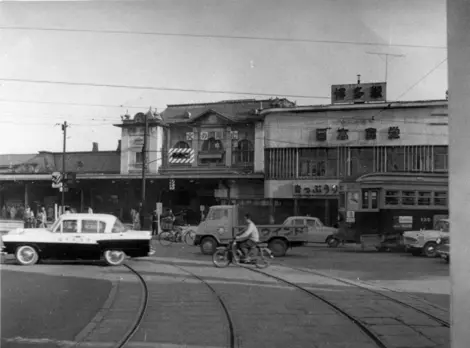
436 236 450 263
403 219 450 257
0 213 151 266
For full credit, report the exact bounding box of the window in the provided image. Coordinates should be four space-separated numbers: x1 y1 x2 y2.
62 220 79 233
350 148 374 175
385 190 400 205
418 192 432 205
235 139 254 163
370 191 378 209
292 219 305 226
112 219 128 233
136 152 143 164
362 190 369 209
434 192 447 206
202 137 224 151
434 220 449 232
208 209 228 220
174 141 190 149
82 220 106 233
361 189 378 209
339 193 346 209
306 220 316 227
433 146 448 171
386 147 405 171
402 191 416 205
298 148 337 177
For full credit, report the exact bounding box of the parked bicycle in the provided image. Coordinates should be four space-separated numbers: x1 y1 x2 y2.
158 225 196 246
212 238 272 268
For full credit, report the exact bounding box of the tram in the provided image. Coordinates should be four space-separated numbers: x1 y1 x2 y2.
334 172 448 249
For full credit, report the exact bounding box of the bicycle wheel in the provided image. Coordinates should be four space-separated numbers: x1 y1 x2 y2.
183 229 196 246
158 231 174 247
212 249 231 268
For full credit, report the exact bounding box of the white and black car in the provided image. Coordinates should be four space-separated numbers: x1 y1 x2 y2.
1 213 151 266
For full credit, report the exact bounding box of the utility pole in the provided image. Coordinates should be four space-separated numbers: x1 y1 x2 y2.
140 111 148 229
366 52 405 83
61 121 68 213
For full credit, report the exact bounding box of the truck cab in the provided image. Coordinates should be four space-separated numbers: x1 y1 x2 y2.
194 205 309 257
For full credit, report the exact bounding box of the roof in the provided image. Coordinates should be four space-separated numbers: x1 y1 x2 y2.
161 98 296 124
0 151 120 174
0 154 37 167
260 99 448 116
61 213 116 220
53 151 120 174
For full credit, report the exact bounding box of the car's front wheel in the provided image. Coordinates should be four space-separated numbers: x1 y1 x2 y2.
15 245 39 266
103 250 126 266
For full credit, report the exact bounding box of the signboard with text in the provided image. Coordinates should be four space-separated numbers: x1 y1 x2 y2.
331 82 387 104
293 183 340 197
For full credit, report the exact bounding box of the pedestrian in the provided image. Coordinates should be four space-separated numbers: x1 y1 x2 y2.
9 205 16 220
138 202 145 231
1 205 6 219
24 206 34 228
38 206 47 228
133 209 141 230
151 210 158 236
88 206 93 214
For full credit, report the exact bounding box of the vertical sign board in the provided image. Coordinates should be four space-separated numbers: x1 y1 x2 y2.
331 82 387 104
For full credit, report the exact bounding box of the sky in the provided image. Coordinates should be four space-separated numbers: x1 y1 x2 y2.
0 0 447 154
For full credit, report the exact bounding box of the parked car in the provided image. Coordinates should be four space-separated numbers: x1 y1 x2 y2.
436 236 450 263
283 216 338 245
403 219 450 257
0 213 151 266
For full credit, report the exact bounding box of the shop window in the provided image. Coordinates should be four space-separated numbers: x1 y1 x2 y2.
418 192 432 206
385 190 400 205
402 191 416 205
434 192 448 206
433 146 448 171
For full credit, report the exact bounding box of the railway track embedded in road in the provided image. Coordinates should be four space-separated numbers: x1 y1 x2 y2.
281 265 450 328
115 264 150 348
242 266 389 348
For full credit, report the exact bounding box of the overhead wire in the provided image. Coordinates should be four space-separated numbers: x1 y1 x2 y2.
0 26 447 50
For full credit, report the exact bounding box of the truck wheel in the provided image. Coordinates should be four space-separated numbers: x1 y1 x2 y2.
200 237 217 255
268 239 287 257
423 242 438 258
326 236 340 248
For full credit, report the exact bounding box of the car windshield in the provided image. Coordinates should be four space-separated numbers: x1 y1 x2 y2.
112 218 129 233
434 220 449 232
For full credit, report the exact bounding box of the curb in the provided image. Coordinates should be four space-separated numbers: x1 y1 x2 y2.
73 274 120 345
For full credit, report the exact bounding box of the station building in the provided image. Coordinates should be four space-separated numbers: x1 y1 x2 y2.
0 85 449 230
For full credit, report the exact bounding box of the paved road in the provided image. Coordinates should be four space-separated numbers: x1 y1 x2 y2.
1 264 113 348
152 241 451 310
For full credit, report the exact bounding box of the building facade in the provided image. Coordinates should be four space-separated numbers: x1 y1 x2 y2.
261 100 449 226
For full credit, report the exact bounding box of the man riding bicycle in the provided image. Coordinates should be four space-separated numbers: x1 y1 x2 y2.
235 213 259 262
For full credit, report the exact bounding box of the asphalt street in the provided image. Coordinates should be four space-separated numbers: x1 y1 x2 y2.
1 266 112 348
153 240 451 310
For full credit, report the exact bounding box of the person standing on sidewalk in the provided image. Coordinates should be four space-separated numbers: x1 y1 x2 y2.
151 210 159 236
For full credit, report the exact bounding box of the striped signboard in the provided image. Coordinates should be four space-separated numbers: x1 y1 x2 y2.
168 148 195 164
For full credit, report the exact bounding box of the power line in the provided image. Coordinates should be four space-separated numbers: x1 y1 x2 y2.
0 77 330 99
0 26 447 50
0 98 166 110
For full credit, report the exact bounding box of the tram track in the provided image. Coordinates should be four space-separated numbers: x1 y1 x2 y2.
281 264 450 328
241 265 389 348
117 261 236 348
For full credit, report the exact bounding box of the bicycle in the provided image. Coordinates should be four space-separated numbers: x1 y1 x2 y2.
158 225 196 246
212 239 272 269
